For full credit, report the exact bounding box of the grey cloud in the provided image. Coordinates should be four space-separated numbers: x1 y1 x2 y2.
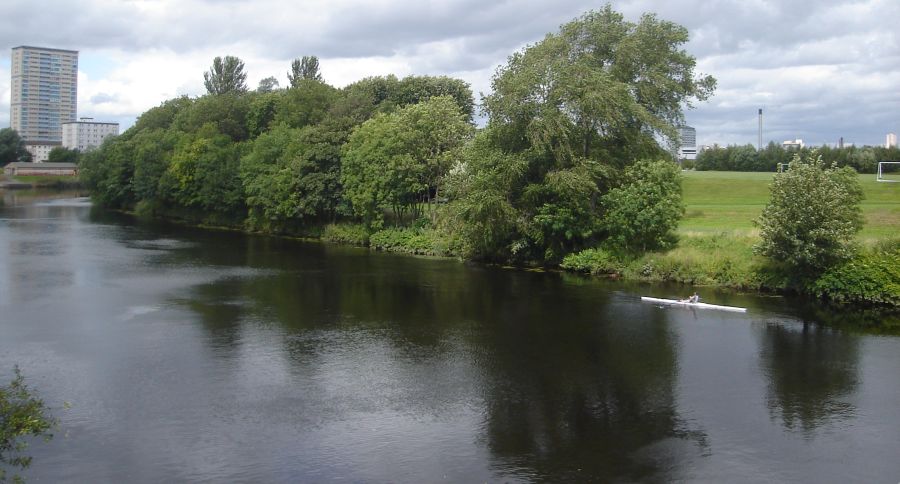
1 0 897 144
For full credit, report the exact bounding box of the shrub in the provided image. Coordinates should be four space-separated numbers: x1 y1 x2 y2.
369 227 454 256
1 367 56 482
601 159 684 254
560 248 624 275
808 248 900 306
754 152 863 277
321 223 370 246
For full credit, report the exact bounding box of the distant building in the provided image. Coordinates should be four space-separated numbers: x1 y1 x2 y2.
62 118 119 151
887 133 897 149
3 162 78 177
678 125 697 160
782 139 804 149
9 46 79 162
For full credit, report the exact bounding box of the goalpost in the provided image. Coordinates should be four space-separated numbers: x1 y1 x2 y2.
877 161 900 182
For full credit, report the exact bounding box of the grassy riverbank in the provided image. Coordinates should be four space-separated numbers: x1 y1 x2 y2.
679 171 900 241
562 171 899 306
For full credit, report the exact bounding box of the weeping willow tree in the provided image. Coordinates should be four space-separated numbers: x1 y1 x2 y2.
452 5 715 262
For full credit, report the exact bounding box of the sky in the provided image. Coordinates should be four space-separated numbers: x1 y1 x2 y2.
1 0 898 147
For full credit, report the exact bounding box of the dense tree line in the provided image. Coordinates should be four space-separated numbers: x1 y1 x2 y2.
82 5 714 265
694 142 900 173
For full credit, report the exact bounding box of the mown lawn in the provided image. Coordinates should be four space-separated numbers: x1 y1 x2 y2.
680 171 900 241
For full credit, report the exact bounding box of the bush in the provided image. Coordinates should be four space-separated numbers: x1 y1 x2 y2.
1 367 55 482
369 227 454 256
754 152 863 277
321 223 370 246
560 248 624 275
808 248 900 305
601 159 684 254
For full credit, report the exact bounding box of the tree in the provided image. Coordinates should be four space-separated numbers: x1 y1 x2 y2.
129 97 194 134
287 55 322 86
159 125 245 214
246 92 279 138
447 129 528 259
1 367 55 482
256 76 280 93
203 56 248 95
483 5 715 165
453 5 712 262
47 146 79 164
273 79 338 129
240 119 350 231
754 152 864 276
341 96 472 227
171 93 251 141
0 128 32 166
600 159 684 254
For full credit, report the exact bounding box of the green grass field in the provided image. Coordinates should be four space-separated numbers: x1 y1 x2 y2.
681 171 900 241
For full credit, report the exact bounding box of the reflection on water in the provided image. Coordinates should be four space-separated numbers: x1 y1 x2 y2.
760 323 859 435
1 192 900 483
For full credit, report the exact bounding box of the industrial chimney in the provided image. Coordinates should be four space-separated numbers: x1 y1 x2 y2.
758 108 763 151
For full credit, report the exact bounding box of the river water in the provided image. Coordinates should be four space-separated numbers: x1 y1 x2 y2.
1 192 899 483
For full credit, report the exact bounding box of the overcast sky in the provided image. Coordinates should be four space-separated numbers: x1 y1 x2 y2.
1 0 898 147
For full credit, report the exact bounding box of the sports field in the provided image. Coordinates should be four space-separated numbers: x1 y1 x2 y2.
680 171 900 241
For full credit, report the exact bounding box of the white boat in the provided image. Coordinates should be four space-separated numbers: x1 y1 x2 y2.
640 296 747 313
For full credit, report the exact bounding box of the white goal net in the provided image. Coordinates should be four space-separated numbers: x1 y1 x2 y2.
877 161 900 182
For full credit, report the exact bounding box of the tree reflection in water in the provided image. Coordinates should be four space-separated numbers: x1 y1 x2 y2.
759 322 859 435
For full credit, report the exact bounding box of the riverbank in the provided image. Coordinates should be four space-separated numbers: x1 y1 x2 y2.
0 174 82 190
136 206 899 311
95 168 899 310
560 171 899 307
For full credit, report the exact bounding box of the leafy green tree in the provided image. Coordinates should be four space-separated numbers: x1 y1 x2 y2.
273 79 337 129
240 119 350 231
256 76 280 93
128 97 194 134
341 96 472 227
246 92 279 138
1 367 55 482
203 56 248 95
453 5 711 262
754 152 864 276
335 75 401 121
47 146 79 164
341 112 425 227
395 76 475 120
171 93 251 141
287 55 323 86
446 129 528 259
0 128 32 166
131 129 181 205
159 125 245 214
78 136 136 209
600 159 684 253
335 75 475 123
484 5 715 165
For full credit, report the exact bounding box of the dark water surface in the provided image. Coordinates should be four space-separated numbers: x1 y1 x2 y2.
2 193 899 483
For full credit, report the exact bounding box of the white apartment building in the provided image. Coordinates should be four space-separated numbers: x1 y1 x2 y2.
678 125 697 160
887 133 897 149
62 118 119 151
10 46 78 162
782 139 804 149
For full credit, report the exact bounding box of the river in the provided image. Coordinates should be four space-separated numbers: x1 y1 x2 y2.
2 191 899 482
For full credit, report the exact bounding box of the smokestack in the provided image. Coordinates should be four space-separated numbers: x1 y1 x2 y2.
758 108 763 150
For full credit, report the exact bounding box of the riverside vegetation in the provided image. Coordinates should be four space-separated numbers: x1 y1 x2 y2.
76 5 898 308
